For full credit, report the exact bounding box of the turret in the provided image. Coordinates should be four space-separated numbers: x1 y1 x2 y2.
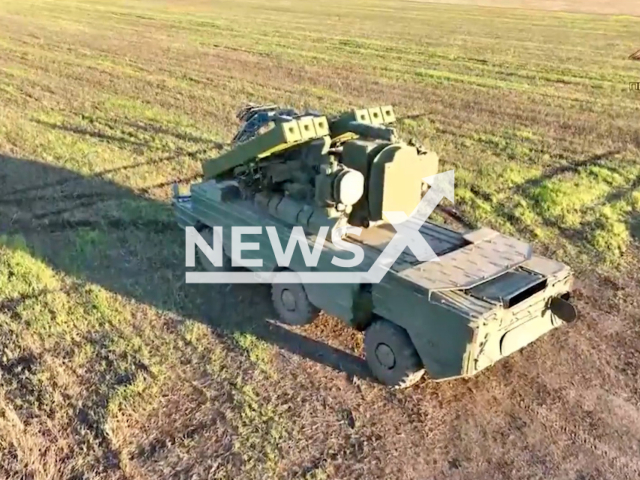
199 104 439 236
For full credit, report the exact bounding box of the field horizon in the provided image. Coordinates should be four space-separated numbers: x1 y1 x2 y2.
1 0 639 479
415 0 640 16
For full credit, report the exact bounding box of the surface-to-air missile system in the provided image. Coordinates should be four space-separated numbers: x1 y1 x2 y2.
173 104 578 388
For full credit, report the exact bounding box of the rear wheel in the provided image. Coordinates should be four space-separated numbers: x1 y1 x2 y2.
364 319 425 388
271 271 320 326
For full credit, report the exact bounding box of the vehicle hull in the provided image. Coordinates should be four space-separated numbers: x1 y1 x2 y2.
175 181 575 381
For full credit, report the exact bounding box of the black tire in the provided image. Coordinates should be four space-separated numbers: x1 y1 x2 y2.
196 227 232 272
271 272 320 326
364 319 425 388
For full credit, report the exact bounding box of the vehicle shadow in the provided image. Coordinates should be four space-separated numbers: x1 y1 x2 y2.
630 212 640 242
0 154 373 381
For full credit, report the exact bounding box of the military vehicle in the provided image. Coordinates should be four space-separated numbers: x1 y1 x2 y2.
173 104 577 388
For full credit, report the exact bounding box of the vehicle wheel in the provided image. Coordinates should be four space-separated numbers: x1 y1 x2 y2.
196 227 232 272
364 319 425 388
271 273 320 326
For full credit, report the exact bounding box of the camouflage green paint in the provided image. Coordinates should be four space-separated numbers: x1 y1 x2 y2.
174 104 578 383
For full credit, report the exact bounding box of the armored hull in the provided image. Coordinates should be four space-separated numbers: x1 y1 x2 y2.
175 181 575 382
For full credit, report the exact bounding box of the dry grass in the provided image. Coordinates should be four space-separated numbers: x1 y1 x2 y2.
414 0 640 16
0 0 639 479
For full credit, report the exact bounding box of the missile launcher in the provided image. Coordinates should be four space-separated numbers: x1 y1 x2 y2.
173 104 578 388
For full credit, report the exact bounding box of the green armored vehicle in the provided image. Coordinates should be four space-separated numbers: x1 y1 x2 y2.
173 104 577 388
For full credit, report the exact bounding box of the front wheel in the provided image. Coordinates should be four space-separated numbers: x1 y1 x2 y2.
364 319 425 388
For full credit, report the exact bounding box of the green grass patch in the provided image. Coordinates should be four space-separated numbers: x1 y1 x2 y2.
233 332 275 376
0 236 60 298
232 382 288 478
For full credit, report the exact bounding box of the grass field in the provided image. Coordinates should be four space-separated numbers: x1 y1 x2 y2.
418 0 640 16
0 0 639 478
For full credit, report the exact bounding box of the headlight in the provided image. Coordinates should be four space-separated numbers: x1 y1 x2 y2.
549 296 577 323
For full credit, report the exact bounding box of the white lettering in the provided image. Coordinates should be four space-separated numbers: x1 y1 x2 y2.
186 226 223 267
266 226 327 268
331 226 365 268
231 226 263 267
